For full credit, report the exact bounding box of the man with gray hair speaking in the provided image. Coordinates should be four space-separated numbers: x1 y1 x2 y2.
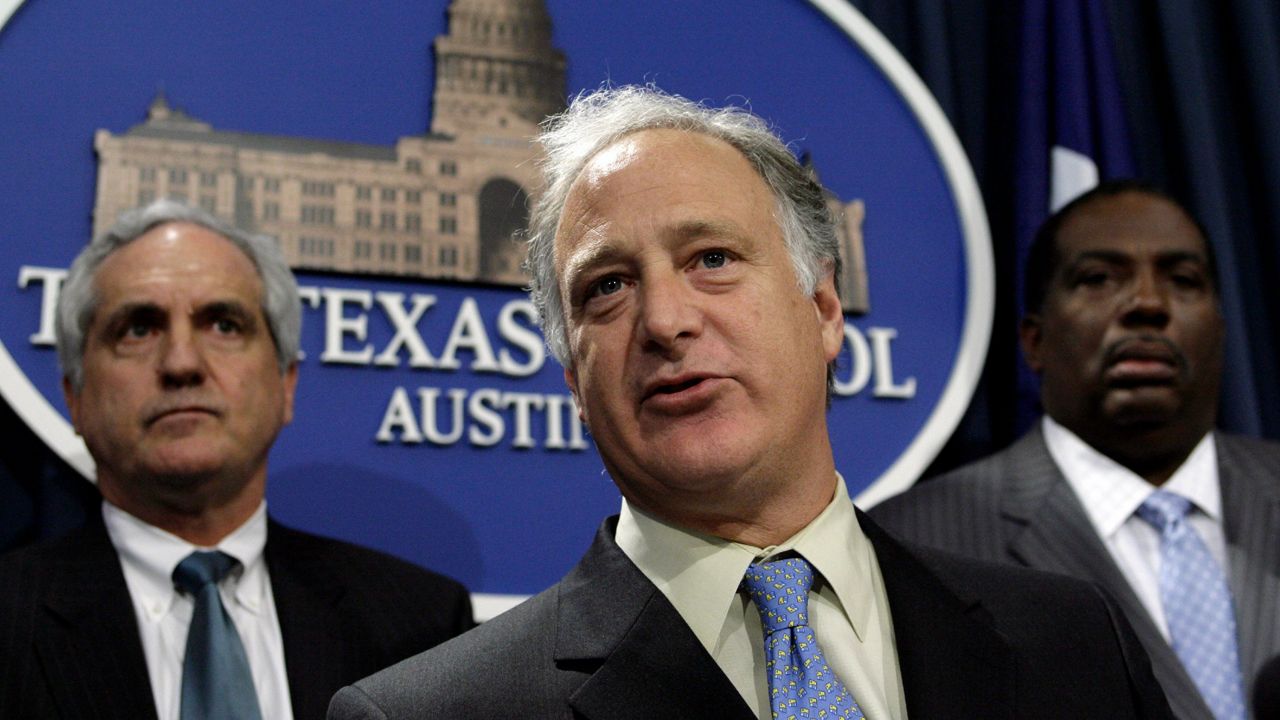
330 85 1173 719
0 200 472 720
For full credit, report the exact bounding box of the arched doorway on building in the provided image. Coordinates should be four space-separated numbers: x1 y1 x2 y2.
478 178 529 283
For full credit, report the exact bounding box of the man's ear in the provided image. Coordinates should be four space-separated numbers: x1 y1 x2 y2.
813 272 844 362
1020 314 1044 372
281 362 299 425
564 366 587 424
62 376 82 434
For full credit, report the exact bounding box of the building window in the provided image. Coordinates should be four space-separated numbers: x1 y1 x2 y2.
380 243 397 262
169 168 188 184
356 185 372 200
405 245 422 264
405 213 421 232
200 172 217 188
439 216 457 235
200 196 216 213
302 205 335 226
439 245 458 267
237 175 254 191
439 160 458 176
169 191 187 203
380 212 396 230
139 167 156 182
439 192 457 207
263 202 280 220
356 209 372 228
299 236 335 257
406 190 421 203
302 181 335 197
406 159 422 174
264 178 281 193
138 189 155 205
354 240 372 259
381 187 396 202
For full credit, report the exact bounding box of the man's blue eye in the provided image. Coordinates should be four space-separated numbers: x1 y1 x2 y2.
594 277 623 296
702 251 727 269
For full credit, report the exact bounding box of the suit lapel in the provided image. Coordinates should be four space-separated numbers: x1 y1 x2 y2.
999 428 1211 720
859 511 1015 719
1216 435 1280 693
37 520 158 720
266 521 349 720
558 519 754 720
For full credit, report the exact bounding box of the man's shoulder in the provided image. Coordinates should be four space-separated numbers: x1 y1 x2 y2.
1216 430 1280 462
868 429 1051 519
266 519 466 597
330 585 566 718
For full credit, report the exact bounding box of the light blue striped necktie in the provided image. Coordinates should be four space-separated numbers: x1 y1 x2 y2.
1136 490 1245 720
173 551 263 720
741 557 865 720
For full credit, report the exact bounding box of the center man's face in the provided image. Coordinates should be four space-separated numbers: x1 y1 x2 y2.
554 129 844 523
65 222 297 509
1022 191 1224 444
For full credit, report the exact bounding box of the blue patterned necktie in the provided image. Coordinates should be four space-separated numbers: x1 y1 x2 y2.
172 551 263 720
1136 490 1246 720
741 557 865 720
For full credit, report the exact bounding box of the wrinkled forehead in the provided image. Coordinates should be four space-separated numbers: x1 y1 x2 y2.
91 222 266 310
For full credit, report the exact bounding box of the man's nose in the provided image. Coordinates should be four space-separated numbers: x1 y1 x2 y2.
1120 269 1171 328
158 325 206 387
638 272 702 355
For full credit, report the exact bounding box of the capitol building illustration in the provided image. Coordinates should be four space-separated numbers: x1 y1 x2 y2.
90 0 867 310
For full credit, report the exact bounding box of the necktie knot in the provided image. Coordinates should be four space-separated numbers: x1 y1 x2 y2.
173 550 239 595
1136 489 1193 534
742 557 815 634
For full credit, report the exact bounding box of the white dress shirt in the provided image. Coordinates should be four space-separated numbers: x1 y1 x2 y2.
102 500 294 720
1042 415 1227 641
615 475 907 720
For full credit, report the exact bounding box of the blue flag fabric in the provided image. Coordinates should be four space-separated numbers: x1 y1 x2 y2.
1013 0 1137 432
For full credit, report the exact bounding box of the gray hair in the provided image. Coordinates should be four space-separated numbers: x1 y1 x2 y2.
524 84 842 368
57 198 301 390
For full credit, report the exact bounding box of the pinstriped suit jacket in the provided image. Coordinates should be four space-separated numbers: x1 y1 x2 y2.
869 425 1280 720
0 514 473 720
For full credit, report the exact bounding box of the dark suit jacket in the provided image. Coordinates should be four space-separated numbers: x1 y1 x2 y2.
329 512 1172 719
869 426 1280 720
0 513 473 720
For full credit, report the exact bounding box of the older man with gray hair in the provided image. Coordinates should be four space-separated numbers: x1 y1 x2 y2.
329 85 1172 719
0 200 472 720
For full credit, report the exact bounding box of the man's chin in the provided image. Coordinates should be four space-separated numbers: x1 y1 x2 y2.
1103 389 1182 430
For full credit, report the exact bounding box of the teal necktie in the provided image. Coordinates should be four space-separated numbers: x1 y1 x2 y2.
173 551 263 720
742 557 865 720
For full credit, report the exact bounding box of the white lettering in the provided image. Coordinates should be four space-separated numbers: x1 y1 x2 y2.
320 288 374 365
868 327 917 399
374 292 438 368
467 388 505 446
418 387 466 444
503 392 545 449
18 266 67 347
496 299 545 377
834 323 872 396
375 387 423 443
439 298 499 372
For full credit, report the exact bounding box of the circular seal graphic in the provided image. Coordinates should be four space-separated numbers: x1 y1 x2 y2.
0 0 991 614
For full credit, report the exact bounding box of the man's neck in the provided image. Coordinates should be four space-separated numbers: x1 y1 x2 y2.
97 474 266 546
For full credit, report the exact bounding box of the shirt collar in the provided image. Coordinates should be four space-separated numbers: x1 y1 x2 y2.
1042 416 1220 537
615 474 873 655
103 500 271 617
